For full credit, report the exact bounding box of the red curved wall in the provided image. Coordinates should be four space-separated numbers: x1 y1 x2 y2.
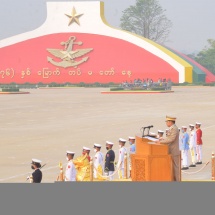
0 33 179 84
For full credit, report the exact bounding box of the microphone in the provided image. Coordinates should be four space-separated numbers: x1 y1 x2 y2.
141 125 153 137
144 125 153 129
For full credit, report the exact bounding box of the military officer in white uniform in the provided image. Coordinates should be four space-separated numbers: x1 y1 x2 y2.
65 151 76 181
128 136 136 178
189 124 197 167
157 130 164 140
181 126 190 170
93 143 104 179
117 138 127 179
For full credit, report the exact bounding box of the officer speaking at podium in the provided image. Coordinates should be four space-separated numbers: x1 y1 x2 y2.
156 116 180 182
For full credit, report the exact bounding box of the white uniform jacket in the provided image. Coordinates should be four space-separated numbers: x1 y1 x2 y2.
94 151 104 170
189 130 196 149
65 160 76 181
117 147 127 169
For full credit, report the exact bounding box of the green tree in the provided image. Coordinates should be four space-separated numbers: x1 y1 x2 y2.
195 39 215 75
120 0 172 44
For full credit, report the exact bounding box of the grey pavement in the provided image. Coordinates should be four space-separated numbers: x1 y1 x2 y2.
0 86 214 182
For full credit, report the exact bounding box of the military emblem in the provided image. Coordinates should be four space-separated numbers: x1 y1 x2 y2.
47 36 93 68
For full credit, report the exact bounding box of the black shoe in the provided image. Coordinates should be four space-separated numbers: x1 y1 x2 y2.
189 164 196 167
196 161 202 164
181 167 189 170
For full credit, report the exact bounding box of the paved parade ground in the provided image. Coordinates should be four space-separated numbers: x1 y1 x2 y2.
0 86 215 183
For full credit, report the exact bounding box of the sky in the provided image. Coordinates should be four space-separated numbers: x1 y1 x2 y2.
0 0 215 54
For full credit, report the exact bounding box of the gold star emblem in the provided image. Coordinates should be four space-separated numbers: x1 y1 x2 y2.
65 7 83 26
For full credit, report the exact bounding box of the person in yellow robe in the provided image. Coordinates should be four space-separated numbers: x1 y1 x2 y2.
73 146 91 181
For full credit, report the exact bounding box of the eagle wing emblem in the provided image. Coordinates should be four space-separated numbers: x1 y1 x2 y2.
47 49 65 59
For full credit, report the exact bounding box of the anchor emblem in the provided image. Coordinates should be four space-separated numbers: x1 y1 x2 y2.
47 36 93 68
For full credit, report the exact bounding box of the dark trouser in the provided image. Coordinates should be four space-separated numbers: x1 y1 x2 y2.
172 155 181 181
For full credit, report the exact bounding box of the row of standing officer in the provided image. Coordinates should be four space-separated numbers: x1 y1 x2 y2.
65 137 135 181
62 115 179 182
27 137 136 182
179 122 203 170
64 137 136 181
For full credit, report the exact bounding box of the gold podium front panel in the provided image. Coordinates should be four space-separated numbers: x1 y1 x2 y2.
131 135 173 181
